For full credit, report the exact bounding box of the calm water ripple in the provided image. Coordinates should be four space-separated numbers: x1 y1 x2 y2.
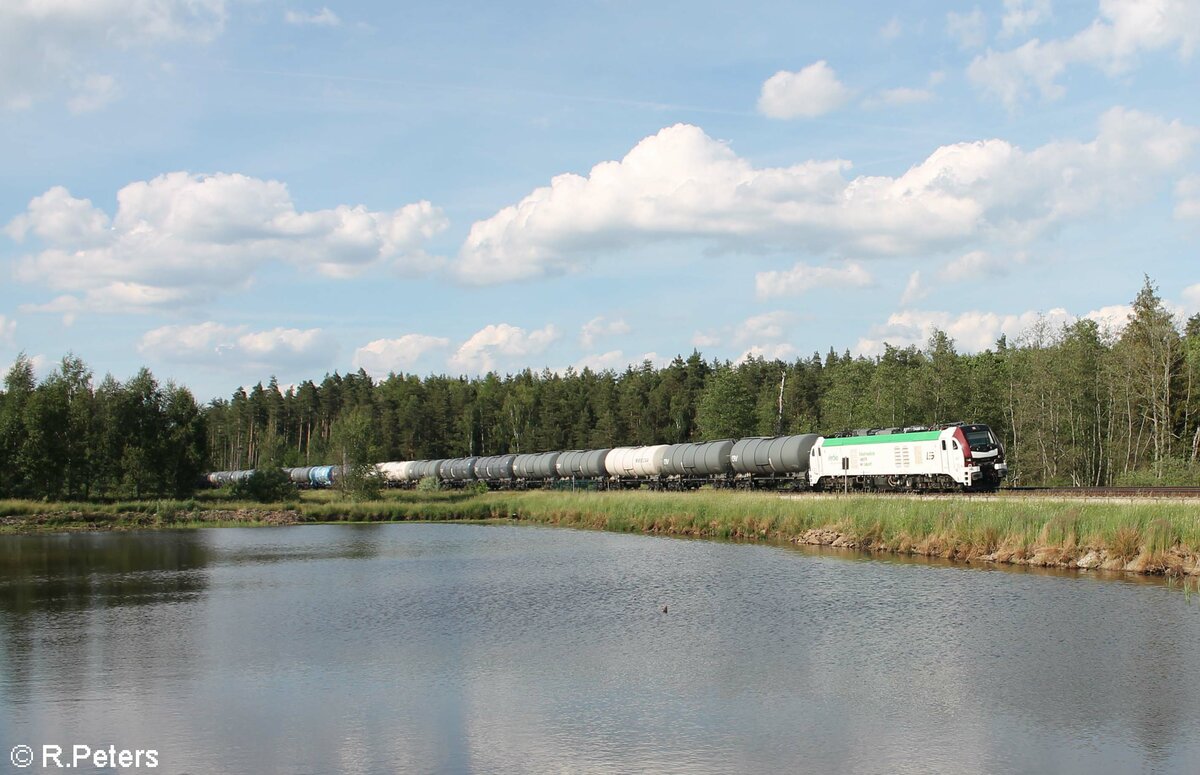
1 523 1198 774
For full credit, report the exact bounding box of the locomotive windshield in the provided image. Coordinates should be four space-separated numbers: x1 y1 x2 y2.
963 425 997 451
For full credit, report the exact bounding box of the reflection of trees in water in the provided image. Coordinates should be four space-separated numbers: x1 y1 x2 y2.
1129 602 1191 768
0 531 211 616
0 531 212 705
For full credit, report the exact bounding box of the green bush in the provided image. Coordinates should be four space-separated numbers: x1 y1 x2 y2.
230 469 295 503
1115 458 1200 487
339 464 384 502
416 476 441 492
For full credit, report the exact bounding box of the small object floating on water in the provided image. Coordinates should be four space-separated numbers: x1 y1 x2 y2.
662 605 668 614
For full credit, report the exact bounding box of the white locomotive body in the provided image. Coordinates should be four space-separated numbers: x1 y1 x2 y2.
808 424 1007 492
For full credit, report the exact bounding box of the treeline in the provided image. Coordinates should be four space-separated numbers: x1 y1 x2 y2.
205 279 1200 487
3 278 1198 500
0 356 206 500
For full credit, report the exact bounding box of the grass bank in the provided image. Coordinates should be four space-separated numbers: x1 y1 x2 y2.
4 490 1199 577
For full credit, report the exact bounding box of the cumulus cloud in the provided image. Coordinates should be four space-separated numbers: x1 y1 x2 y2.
1 0 227 111
137 322 335 372
0 315 14 345
28 354 50 379
854 302 1153 356
737 343 800 363
285 7 341 26
457 111 1195 285
7 173 448 315
756 262 872 299
736 311 794 343
1083 304 1138 334
1001 0 1053 37
20 283 193 326
731 312 799 362
757 61 852 119
856 308 1076 355
942 249 1020 281
970 0 1200 108
352 334 451 378
1182 283 1200 311
1176 175 1200 219
573 350 628 372
448 323 560 374
947 8 987 49
691 332 721 348
900 271 927 305
579 316 631 348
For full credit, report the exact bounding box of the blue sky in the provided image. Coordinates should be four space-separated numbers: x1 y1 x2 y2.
2 0 1198 400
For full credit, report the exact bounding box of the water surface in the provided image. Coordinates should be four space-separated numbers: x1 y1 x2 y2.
2 524 1197 774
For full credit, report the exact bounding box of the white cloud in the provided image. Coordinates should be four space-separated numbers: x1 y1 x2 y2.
0 0 227 111
0 315 14 345
863 87 935 109
1176 175 1200 219
855 301 1159 356
449 323 560 374
942 249 1017 281
138 322 335 372
457 111 1195 285
736 343 800 363
285 8 341 26
691 332 721 348
1182 284 1200 312
352 334 451 378
856 308 1077 355
579 316 631 348
900 271 927 305
574 350 628 372
636 352 670 369
8 173 448 315
880 17 904 40
736 311 794 343
757 61 852 119
20 283 193 326
756 262 872 299
1083 304 1133 334
28 354 50 379
1001 0 1053 37
970 0 1200 108
947 8 987 49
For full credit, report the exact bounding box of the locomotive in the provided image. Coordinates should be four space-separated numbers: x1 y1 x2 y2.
207 422 1007 493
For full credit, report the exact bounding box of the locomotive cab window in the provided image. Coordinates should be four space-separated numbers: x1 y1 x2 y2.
941 441 946 450
952 441 958 450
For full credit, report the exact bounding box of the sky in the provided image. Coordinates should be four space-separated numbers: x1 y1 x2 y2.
2 0 1199 401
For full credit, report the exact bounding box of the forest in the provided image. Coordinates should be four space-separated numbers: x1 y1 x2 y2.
2 278 1199 501
202 278 1200 488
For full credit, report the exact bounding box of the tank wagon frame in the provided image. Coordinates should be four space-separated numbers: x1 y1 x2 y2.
206 423 1007 494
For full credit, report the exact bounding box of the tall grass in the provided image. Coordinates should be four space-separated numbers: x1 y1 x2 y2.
4 489 1199 574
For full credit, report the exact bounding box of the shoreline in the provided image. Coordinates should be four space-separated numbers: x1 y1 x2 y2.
3 490 1199 578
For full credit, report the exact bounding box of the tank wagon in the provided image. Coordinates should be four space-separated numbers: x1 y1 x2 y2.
206 423 1007 493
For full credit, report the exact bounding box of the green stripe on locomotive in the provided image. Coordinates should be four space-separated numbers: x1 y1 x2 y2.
822 430 942 447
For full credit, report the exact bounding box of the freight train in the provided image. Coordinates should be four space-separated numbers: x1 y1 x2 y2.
207 422 1008 493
